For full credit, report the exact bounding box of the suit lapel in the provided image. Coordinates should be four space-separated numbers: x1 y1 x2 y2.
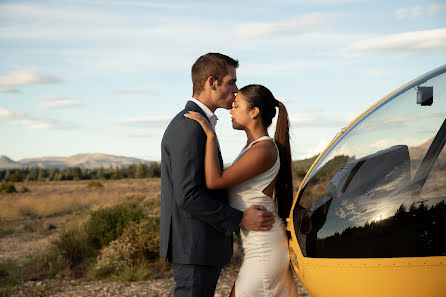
185 101 224 166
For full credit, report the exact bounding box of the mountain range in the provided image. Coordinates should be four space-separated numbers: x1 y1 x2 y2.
0 154 151 169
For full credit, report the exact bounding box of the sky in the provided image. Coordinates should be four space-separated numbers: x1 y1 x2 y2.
1 0 445 163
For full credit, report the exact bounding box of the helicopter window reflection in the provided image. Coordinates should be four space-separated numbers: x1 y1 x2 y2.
294 71 446 258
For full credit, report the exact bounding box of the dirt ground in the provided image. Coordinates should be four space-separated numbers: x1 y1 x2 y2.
1 178 310 296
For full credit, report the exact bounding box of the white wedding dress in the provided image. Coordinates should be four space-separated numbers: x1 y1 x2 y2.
229 136 299 297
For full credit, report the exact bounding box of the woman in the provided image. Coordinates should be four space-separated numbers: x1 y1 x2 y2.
184 84 298 297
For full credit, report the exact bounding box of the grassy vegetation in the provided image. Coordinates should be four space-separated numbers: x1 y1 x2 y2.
0 183 17 193
0 178 170 296
0 179 161 221
0 172 308 296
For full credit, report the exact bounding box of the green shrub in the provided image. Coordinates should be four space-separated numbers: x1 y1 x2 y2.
23 220 37 233
21 246 70 280
119 217 160 260
0 183 17 193
87 181 103 189
89 216 164 279
52 228 96 269
90 239 137 278
0 260 23 294
85 203 144 249
0 225 15 238
114 264 150 282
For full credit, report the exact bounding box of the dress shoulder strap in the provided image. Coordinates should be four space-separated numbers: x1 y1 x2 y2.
245 136 274 150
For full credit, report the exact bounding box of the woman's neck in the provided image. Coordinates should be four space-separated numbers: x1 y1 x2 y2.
245 126 269 146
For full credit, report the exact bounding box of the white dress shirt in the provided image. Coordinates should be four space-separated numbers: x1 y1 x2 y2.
188 98 218 130
188 97 220 149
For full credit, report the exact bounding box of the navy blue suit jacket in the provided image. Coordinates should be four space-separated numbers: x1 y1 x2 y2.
160 101 243 266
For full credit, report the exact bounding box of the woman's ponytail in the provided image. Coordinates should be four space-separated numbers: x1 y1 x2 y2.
274 101 293 223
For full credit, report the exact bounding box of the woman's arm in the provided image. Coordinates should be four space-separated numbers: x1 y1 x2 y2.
184 111 277 190
184 112 223 189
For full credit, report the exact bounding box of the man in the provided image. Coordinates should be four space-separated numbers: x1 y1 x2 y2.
160 53 275 297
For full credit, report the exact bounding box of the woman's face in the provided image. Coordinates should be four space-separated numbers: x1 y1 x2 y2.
230 93 253 130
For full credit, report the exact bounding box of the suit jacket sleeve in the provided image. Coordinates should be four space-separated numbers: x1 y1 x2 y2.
170 118 243 236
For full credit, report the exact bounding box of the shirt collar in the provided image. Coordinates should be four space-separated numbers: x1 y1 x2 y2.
188 98 218 121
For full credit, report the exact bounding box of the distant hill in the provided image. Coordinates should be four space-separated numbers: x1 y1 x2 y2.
0 155 21 169
0 154 151 169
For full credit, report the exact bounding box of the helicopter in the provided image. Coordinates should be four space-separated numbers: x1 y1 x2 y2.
287 64 446 297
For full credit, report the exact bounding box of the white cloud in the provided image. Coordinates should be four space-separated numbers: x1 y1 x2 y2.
75 0 193 9
276 96 295 104
411 5 423 17
289 110 347 128
36 97 81 110
345 28 446 56
12 118 56 129
428 4 446 15
11 115 73 130
0 3 202 42
128 132 154 138
0 70 61 91
234 12 337 39
0 86 20 93
240 59 325 77
396 4 446 19
395 8 409 19
111 89 159 96
114 115 173 127
0 106 72 129
0 107 13 121
0 3 130 24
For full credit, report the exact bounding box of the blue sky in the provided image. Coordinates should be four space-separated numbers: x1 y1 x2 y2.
1 0 445 162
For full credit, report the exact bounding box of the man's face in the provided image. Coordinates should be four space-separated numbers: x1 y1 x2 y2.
212 66 238 110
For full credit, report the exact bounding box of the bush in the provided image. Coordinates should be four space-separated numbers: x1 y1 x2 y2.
119 217 160 260
22 246 70 280
88 181 103 189
90 216 163 279
0 260 23 294
0 224 15 238
85 203 144 249
52 228 96 270
21 186 30 193
114 264 151 282
90 239 137 277
0 183 17 193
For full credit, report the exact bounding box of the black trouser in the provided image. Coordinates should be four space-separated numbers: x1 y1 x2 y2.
172 263 222 297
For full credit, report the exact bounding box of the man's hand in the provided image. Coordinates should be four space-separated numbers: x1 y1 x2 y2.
240 205 275 231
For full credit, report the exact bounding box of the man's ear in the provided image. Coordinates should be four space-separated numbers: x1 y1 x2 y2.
207 76 217 90
251 107 260 119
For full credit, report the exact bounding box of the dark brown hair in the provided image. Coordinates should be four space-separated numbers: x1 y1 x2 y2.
239 84 293 222
191 53 239 96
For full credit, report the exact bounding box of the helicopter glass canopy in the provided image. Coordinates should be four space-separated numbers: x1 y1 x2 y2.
294 71 446 258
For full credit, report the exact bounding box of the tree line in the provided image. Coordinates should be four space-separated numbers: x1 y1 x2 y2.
0 162 161 182
1 156 319 183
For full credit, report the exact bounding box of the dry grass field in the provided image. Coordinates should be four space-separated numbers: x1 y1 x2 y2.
0 177 309 297
0 178 161 222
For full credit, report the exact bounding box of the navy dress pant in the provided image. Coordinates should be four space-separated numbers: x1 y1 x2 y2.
172 263 222 297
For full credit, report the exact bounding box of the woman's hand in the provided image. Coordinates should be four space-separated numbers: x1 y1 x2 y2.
184 111 215 137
